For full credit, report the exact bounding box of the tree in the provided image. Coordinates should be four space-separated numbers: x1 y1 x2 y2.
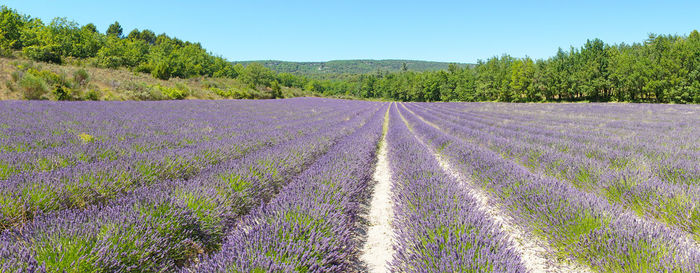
270 80 282 98
509 57 535 102
127 28 140 40
140 29 156 44
0 6 24 50
239 63 275 88
82 23 97 33
106 21 123 37
304 80 323 93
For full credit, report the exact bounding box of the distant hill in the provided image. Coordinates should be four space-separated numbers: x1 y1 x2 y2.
233 60 470 78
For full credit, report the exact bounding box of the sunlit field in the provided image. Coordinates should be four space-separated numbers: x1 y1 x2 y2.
0 99 698 272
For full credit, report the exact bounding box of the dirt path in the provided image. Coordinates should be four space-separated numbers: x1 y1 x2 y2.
360 106 394 273
398 103 592 273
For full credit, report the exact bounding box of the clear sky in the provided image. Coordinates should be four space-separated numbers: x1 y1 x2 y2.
3 0 699 63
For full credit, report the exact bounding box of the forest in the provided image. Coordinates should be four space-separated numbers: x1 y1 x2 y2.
1 6 698 103
233 59 465 79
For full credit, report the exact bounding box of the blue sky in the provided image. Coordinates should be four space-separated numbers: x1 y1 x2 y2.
3 0 699 63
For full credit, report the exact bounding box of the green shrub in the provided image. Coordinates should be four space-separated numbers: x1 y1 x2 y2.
122 81 163 100
147 87 166 100
26 68 64 86
270 80 282 99
210 87 230 98
85 89 101 101
23 45 62 64
51 85 71 101
97 55 124 69
134 63 152 74
231 88 251 99
157 84 188 100
19 74 49 99
151 62 172 80
0 48 13 58
202 80 224 89
73 68 90 86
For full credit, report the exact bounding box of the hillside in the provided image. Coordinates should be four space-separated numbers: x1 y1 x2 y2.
0 56 317 101
0 5 326 101
234 59 469 77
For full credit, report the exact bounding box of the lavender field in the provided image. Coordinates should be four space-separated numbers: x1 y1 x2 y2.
0 98 698 272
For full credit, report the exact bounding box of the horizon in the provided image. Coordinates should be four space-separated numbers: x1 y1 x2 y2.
2 0 700 63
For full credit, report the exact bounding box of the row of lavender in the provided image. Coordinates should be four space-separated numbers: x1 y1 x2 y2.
416 102 699 185
0 99 385 272
186 104 389 272
399 102 700 272
387 104 525 272
406 102 700 239
0 99 361 229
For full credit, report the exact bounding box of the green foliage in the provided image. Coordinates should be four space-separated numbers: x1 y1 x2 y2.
106 21 123 37
209 87 229 98
119 81 163 100
1 6 238 84
157 84 189 100
280 32 700 103
233 59 465 79
73 68 89 86
82 23 97 33
51 84 70 100
270 80 282 98
96 36 148 68
127 28 156 44
208 86 254 99
239 62 275 88
84 88 100 100
78 133 94 144
1 5 698 103
18 73 48 99
7 64 85 100
151 60 172 80
23 44 62 63
0 6 24 50
304 80 323 93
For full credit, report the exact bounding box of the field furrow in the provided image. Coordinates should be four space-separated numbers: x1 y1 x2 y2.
360 105 395 273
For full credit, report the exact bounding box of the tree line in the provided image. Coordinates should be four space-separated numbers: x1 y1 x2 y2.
0 6 243 80
234 60 464 80
307 33 699 103
1 6 698 103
